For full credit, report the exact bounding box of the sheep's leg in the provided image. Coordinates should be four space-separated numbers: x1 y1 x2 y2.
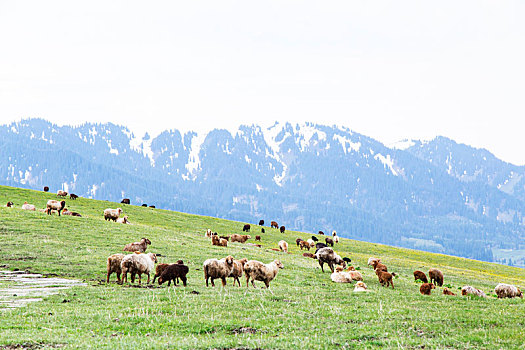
138 273 142 285
251 279 257 288
329 263 334 273
167 279 171 286
116 272 121 283
246 275 250 288
146 273 150 285
205 276 209 287
221 277 227 287
210 278 215 287
106 272 111 283
264 280 270 288
319 261 324 272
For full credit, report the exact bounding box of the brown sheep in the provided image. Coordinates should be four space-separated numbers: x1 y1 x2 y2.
153 260 184 284
57 190 68 197
255 235 261 241
258 220 264 226
371 260 388 272
278 240 288 253
230 234 251 243
443 287 456 296
229 258 248 286
211 235 221 246
106 253 125 283
280 225 285 233
429 268 444 287
375 269 394 289
296 238 303 246
218 238 228 247
413 270 428 283
303 252 316 259
203 255 235 287
158 263 189 287
123 238 151 253
271 221 279 229
419 283 435 295
325 237 334 247
299 240 311 251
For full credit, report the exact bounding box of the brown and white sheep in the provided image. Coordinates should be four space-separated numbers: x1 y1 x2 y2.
315 247 346 273
461 285 487 298
219 235 230 241
354 281 368 292
306 239 315 248
5 201 14 207
106 253 125 283
116 216 130 224
244 259 284 288
347 270 363 281
419 283 435 295
229 258 248 286
205 229 212 238
331 266 353 283
104 208 123 221
203 255 235 287
57 190 68 198
376 269 394 289
230 234 251 243
413 270 428 283
295 238 303 246
303 252 317 259
371 260 388 272
158 263 189 287
443 287 456 296
429 268 444 287
121 252 157 284
494 283 523 299
367 257 381 267
21 202 36 211
123 237 151 253
46 200 66 216
278 240 288 253
299 240 311 251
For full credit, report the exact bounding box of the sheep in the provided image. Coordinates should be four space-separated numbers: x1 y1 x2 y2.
271 221 279 229
461 286 487 298
261 228 265 233
318 231 325 235
43 186 49 192
230 234 251 243
315 243 327 252
299 240 311 251
142 204 147 207
371 260 388 272
280 226 285 233
259 220 264 226
278 240 288 253
229 258 248 286
334 236 339 244
367 257 381 267
303 252 316 259
205 229 212 238
331 267 353 283
116 216 130 224
429 268 444 287
246 243 262 248
158 263 189 287
419 283 435 295
332 230 337 237
342 257 352 265
345 266 356 271
46 200 66 215
255 235 261 241
315 247 346 273
123 237 151 253
21 202 36 211
57 190 68 197
120 198 130 204
325 237 334 247
153 260 184 284
347 270 363 281
104 208 123 221
413 270 428 283
443 287 456 296
106 253 125 283
121 252 157 284
244 259 284 288
306 239 315 248
296 238 303 246
219 235 230 241
69 193 78 200
354 281 368 292
211 235 227 247
4 201 14 207
203 255 235 287
376 269 394 289
218 238 228 247
243 224 251 232
149 205 156 208
311 236 319 242
494 283 523 299
62 209 82 217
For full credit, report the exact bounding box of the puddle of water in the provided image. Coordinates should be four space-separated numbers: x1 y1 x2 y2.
0 271 86 311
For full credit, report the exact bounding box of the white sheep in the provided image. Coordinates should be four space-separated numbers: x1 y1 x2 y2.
353 281 368 292
278 240 288 253
203 255 235 287
121 252 157 284
494 283 523 299
21 202 36 211
244 259 284 288
104 208 123 221
306 239 315 248
331 266 353 283
116 216 130 224
461 285 487 298
46 200 66 216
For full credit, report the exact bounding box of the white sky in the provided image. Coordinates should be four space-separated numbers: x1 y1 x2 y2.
1 1 524 164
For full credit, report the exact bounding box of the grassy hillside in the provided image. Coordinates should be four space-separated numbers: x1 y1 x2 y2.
0 185 524 349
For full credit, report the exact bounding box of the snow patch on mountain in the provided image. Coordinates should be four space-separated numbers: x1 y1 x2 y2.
333 134 360 154
374 153 399 176
185 132 207 178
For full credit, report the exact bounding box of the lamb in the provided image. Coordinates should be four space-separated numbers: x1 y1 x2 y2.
21 202 36 211
153 260 184 284
315 242 327 251
278 240 288 253
494 283 523 299
376 269 394 289
413 270 428 283
331 267 353 283
121 252 158 284
63 209 82 217
354 281 368 292
158 263 189 287
299 240 311 250
429 268 444 287
229 258 248 286
325 237 334 247
243 224 251 232
203 255 235 287
246 243 262 248
218 238 228 247
347 270 363 281
371 260 388 272
443 287 456 296
104 208 123 221
367 257 381 267
303 252 317 259
230 234 251 243
419 283 435 295
123 237 151 253
106 253 125 283
244 259 284 288
280 225 285 233
116 216 130 224
4 201 14 207
255 235 261 241
57 190 68 197
461 285 487 298
315 247 346 273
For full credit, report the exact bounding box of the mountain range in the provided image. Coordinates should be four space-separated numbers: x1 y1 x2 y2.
1 118 524 266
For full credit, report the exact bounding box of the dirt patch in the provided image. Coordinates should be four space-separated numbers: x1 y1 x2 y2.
0 343 65 349
230 327 259 334
5 256 37 261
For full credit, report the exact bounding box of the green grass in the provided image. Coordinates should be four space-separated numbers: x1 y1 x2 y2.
0 185 524 349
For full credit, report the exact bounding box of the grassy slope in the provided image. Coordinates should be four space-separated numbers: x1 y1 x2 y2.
0 185 524 349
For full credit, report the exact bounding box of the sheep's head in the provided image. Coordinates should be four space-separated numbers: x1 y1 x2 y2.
7 201 13 207
239 258 248 266
149 253 158 263
368 257 380 266
117 208 123 215
176 260 184 265
332 231 337 236
518 288 523 298
335 266 344 272
142 238 152 245
225 255 234 265
60 201 66 209
274 260 284 269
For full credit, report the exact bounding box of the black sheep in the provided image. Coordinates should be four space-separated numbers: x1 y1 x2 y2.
311 236 319 242
258 220 264 226
158 264 189 286
243 224 251 232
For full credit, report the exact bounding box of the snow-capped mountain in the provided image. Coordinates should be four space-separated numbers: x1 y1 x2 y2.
1 118 524 266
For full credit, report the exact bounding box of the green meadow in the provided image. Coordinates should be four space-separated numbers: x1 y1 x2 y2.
0 185 524 349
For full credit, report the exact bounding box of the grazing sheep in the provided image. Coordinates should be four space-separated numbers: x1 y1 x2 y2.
5 201 14 207
315 247 346 273
303 252 317 259
120 198 130 204
443 287 456 296
43 186 49 192
296 238 303 246
413 270 428 283
243 224 251 232
158 263 189 286
367 257 381 267
299 240 311 251
280 226 285 233
429 268 444 287
331 267 353 283
104 208 123 221
307 239 315 248
325 237 334 247
334 236 340 244
205 229 212 238
219 235 230 241
57 190 68 197
244 259 284 288
278 240 288 253
342 257 352 265
318 231 325 235
354 281 368 292
46 200 66 216
230 234 251 243
229 258 248 286
271 221 279 229
203 255 235 287
121 252 157 284
315 242 327 251
153 263 170 284
21 202 36 211
123 237 151 253
149 205 156 208
375 269 394 289
218 238 228 247
106 253 125 283
371 260 388 272
142 204 147 207
420 283 435 295
332 230 337 237
259 220 264 226
261 228 265 233
461 286 487 298
494 283 523 299
255 235 261 241
116 216 130 224
311 236 319 242
211 235 223 246
69 193 78 200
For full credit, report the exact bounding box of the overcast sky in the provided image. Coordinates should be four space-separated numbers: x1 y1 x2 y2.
1 1 524 164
